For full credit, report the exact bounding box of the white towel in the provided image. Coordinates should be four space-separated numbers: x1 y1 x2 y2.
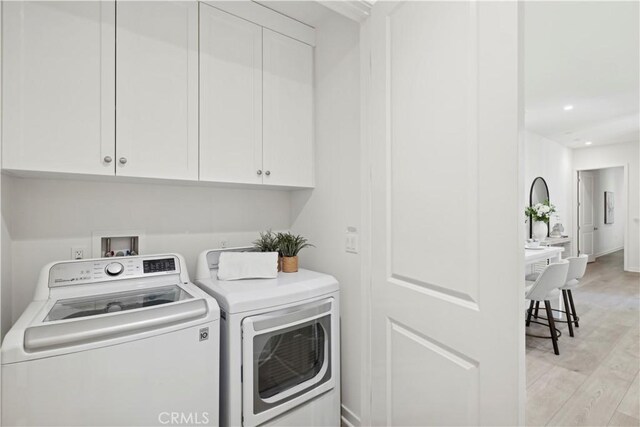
217 252 279 281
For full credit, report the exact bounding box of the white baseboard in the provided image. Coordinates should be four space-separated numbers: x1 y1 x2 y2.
595 246 624 258
341 405 361 427
626 267 640 273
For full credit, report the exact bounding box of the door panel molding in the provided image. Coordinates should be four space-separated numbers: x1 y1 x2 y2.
388 319 479 370
386 319 479 426
386 1 480 305
389 275 479 309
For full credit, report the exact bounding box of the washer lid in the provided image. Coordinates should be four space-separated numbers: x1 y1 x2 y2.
45 285 192 322
195 269 339 313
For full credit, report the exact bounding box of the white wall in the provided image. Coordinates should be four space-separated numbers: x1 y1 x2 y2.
1 175 291 327
593 167 625 257
289 12 362 426
1 215 11 338
524 130 573 239
573 141 640 272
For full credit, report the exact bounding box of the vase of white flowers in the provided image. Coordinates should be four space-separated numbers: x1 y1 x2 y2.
532 221 548 241
525 200 556 240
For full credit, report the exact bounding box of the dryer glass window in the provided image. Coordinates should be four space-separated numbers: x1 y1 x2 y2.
247 299 334 416
45 285 192 321
257 321 325 399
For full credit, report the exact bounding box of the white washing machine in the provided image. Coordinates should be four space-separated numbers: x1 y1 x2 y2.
2 254 220 426
194 248 341 427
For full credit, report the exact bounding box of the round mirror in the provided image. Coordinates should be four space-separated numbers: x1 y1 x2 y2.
529 177 549 238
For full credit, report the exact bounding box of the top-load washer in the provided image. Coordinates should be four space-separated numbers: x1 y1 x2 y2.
2 253 220 426
194 247 341 427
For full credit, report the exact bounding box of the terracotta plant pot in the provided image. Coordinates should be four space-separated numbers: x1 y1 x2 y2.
281 256 298 273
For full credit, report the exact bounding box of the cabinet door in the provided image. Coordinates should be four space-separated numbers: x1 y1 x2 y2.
199 4 263 184
2 2 115 175
263 29 314 188
116 1 198 180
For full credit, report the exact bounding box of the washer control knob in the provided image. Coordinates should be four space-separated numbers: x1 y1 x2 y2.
105 262 124 276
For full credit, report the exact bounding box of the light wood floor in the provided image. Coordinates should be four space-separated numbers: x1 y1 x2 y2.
526 250 640 427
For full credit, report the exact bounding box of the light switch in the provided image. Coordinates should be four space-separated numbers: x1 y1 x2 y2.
346 226 359 254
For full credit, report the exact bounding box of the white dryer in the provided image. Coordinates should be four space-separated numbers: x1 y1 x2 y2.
2 254 220 426
194 248 341 427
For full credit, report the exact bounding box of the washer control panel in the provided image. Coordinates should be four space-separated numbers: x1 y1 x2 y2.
48 256 180 288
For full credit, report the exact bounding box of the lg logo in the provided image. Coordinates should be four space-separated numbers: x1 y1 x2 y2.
158 412 210 425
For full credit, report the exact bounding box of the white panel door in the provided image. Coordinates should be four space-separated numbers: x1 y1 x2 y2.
263 29 314 188
199 4 263 184
116 1 198 180
2 1 115 175
579 171 596 262
369 2 522 425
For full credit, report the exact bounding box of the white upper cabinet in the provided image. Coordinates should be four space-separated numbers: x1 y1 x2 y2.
2 1 314 188
200 6 314 188
2 2 115 175
116 1 199 180
200 4 263 184
263 29 314 188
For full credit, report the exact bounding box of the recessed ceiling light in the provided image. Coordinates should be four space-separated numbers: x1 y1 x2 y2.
563 105 574 111
585 141 593 145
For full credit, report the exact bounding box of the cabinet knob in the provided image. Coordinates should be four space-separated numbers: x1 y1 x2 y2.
257 169 262 175
119 157 128 165
265 170 271 176
103 156 113 163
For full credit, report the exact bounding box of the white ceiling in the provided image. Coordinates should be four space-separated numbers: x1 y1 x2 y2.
525 1 639 149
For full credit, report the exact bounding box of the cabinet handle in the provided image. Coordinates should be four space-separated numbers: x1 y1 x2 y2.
103 156 113 163
257 170 262 175
265 170 271 176
119 157 128 165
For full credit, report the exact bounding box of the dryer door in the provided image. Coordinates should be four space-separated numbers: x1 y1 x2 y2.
241 298 337 426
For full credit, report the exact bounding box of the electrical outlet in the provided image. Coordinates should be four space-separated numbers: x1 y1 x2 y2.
220 238 229 249
71 246 86 260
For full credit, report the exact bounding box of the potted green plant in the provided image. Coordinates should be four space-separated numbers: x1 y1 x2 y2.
276 232 314 273
253 230 281 271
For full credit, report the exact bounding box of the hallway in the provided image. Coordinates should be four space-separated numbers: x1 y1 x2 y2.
526 251 640 426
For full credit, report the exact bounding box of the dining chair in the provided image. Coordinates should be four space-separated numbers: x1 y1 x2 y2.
525 260 570 355
526 255 588 338
526 261 547 319
557 255 589 337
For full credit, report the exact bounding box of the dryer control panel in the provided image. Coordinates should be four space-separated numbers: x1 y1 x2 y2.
48 255 181 288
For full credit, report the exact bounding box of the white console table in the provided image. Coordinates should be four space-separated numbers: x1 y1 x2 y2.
525 246 563 265
543 236 572 257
